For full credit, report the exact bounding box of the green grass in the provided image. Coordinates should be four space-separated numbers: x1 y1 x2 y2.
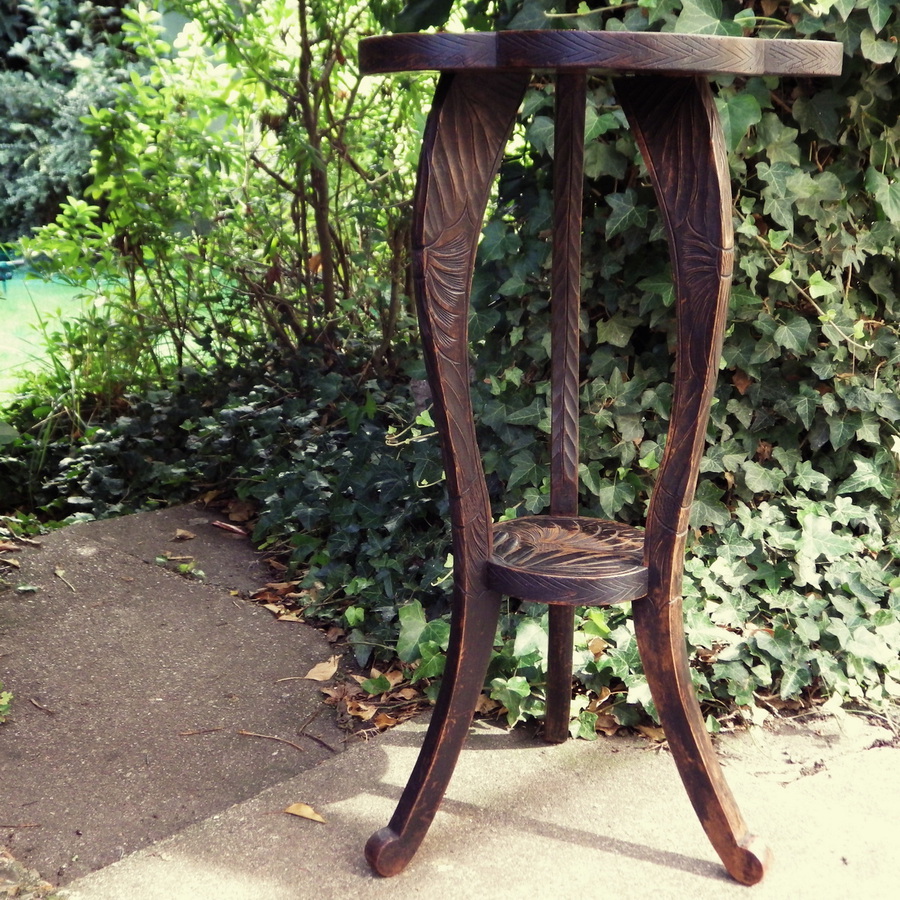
0 271 84 401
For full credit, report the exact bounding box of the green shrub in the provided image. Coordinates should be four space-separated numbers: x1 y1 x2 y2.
0 1 135 241
5 0 900 735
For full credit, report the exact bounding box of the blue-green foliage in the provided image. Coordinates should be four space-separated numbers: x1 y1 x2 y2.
0 1 136 241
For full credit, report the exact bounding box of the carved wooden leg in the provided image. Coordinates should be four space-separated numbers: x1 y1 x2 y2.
544 605 575 742
616 74 769 885
366 588 502 876
544 73 587 744
633 598 770 885
366 70 529 877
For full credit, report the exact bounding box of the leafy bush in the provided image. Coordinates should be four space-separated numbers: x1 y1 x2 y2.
0 0 135 241
4 0 900 736
19 0 426 416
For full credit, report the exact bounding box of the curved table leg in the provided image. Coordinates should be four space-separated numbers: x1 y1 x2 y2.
366 70 529 877
616 74 769 885
366 589 504 876
633 600 770 884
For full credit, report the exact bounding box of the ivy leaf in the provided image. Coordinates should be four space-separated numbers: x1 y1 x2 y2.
606 189 647 238
507 451 545 491
597 478 635 518
596 313 637 348
756 113 800 166
845 627 894 666
866 167 900 222
828 414 858 450
584 142 628 180
0 420 19 445
689 479 731 529
396 600 426 663
837 456 894 498
794 388 819 430
808 271 838 299
791 90 842 144
860 28 897 64
779 662 813 700
743 461 785 494
525 116 555 157
490 675 532 726
773 313 812 353
797 514 857 561
505 398 544 427
513 617 549 660
717 93 762 152
393 0 455 33
508 0 554 30
674 0 742 35
794 461 831 494
480 221 520 263
757 162 795 230
866 0 893 32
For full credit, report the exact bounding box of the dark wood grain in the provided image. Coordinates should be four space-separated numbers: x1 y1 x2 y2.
616 74 766 886
360 31 843 77
362 29 840 887
488 516 647 604
545 72 587 743
364 70 529 878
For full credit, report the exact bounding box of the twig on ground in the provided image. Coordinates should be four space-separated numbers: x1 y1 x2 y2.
237 729 305 753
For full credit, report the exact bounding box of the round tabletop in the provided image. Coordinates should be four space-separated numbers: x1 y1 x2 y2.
359 31 843 78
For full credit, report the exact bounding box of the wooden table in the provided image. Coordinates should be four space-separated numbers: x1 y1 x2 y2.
359 30 842 885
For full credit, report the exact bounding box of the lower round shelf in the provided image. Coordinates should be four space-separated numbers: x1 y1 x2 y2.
487 515 648 606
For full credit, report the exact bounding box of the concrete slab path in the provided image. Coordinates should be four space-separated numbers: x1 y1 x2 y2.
1 506 898 899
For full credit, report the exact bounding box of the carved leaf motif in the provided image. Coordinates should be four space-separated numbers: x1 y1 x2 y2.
488 517 648 606
412 72 529 582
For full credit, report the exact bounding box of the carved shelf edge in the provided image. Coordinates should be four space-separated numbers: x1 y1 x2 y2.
486 516 648 606
359 31 843 77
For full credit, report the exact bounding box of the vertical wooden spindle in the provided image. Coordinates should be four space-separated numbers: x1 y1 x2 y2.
544 71 587 743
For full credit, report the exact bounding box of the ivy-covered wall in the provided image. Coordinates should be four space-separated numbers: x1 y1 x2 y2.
358 0 900 727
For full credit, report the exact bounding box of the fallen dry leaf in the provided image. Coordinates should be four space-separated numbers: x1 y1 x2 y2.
303 656 340 681
345 700 377 721
595 714 620 737
284 802 326 824
226 499 256 523
276 610 305 623
211 521 249 536
732 368 753 395
0 541 22 552
393 687 421 702
162 552 194 562
254 581 300 594
173 529 196 541
636 724 666 743
54 569 75 592
474 693 502 715
373 712 399 730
